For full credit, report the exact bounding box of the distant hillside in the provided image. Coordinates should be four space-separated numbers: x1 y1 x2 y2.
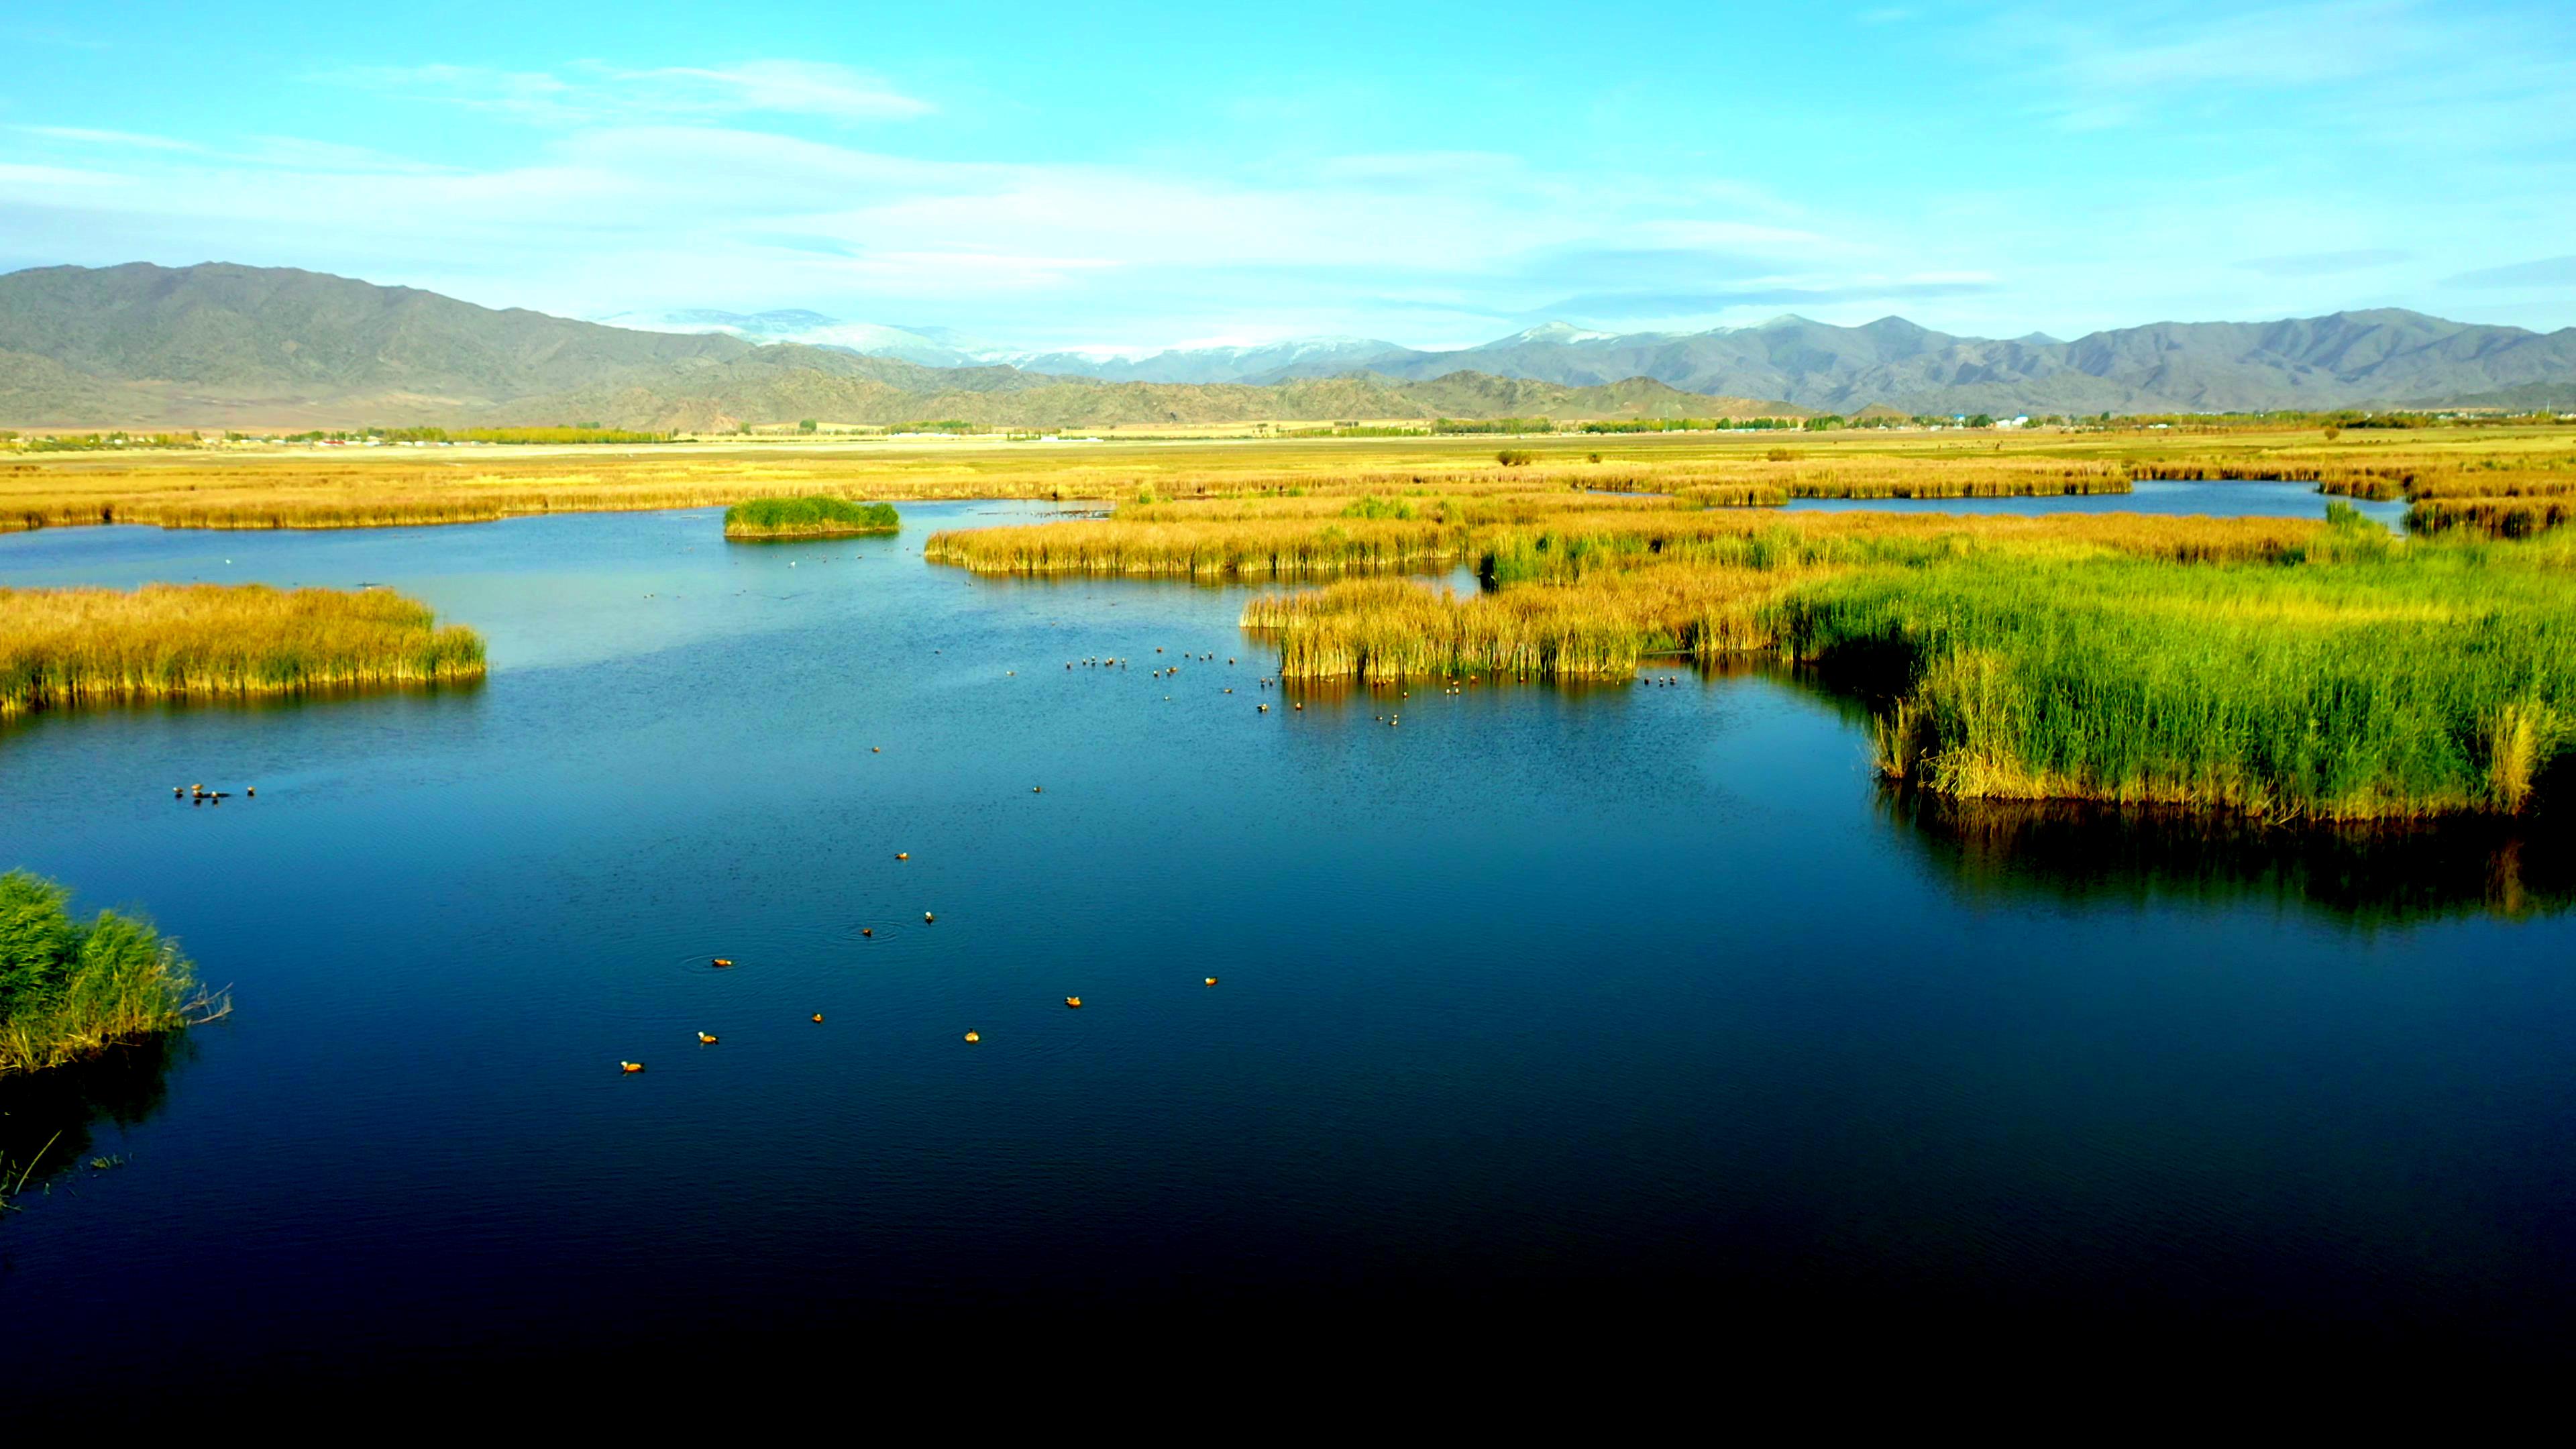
625 300 2576 415
0 264 1803 428
0 262 746 425
497 348 1801 431
1304 311 2576 414
8 262 2571 427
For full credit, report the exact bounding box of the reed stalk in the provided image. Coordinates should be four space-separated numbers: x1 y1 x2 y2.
0 584 486 716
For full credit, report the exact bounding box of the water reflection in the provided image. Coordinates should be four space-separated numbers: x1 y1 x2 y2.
1884 791 2575 926
0 1036 186 1197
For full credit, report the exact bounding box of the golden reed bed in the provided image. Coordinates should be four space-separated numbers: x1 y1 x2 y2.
1 584 486 716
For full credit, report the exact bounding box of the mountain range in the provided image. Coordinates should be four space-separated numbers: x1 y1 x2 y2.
618 305 2576 414
4 262 2573 429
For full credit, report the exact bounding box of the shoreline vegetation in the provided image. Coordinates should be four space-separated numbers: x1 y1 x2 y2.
723 496 900 539
0 584 486 717
0 423 2567 535
926 452 2576 820
0 871 222 1078
3 423 2570 820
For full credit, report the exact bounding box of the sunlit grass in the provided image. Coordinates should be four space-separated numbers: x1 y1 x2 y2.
723 496 900 539
0 584 486 716
0 871 221 1077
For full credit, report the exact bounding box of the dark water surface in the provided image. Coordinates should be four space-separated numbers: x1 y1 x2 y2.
2 499 2570 1397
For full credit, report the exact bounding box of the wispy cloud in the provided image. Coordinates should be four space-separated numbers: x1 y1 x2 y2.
2237 249 2411 277
19 125 206 152
16 124 453 174
330 59 932 125
1540 277 2000 324
2444 255 2576 288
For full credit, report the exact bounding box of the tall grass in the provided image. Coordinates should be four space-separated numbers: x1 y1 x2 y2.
4 424 2563 533
723 496 900 539
0 872 221 1077
1778 521 2575 819
926 517 1467 577
2408 496 2576 538
1245 566 1807 679
0 584 486 716
1214 498 2576 818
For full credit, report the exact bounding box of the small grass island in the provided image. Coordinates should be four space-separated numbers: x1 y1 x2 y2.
0 871 220 1077
1 584 486 716
723 496 901 541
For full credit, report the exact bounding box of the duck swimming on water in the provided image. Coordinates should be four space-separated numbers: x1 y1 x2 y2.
698 1032 718 1044
621 1061 645 1073
711 957 734 968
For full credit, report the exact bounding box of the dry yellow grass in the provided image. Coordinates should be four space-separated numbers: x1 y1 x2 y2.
1 584 486 715
5 424 2564 533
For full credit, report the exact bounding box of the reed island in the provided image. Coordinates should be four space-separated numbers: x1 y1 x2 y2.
723 496 901 540
924 424 2576 823
0 583 487 716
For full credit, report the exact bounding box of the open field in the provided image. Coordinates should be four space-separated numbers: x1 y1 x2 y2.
0 584 486 716
3 424 2569 533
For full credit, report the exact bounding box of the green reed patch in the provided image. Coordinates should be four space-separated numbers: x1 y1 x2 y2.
1 872 221 1077
1782 522 2576 819
722 496 901 539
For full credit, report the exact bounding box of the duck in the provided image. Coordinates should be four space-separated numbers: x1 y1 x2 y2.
172 785 184 798
861 927 873 937
1204 977 1218 986
812 1014 825 1023
896 851 910 860
1257 704 1269 712
924 911 936 923
963 1030 981 1043
1032 786 1043 794
711 957 734 968
871 746 881 753
621 1061 645 1073
245 786 256 798
698 1032 718 1044
1065 996 1083 1009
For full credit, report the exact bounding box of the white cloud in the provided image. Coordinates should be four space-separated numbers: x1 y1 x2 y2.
19 125 207 152
331 59 932 125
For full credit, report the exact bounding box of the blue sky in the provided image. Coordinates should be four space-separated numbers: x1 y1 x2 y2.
3 1 2572 352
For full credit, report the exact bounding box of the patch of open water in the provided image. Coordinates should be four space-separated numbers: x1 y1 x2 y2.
0 496 2565 1401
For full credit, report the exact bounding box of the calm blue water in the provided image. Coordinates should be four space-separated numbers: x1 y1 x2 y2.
1 498 2569 1403
1788 476 2414 528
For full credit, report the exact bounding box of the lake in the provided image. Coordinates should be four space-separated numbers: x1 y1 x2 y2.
3 492 2569 1401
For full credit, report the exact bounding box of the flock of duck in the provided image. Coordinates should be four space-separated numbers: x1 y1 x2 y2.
605 639 1679 1075
614 915 1220 1071
174 783 253 804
